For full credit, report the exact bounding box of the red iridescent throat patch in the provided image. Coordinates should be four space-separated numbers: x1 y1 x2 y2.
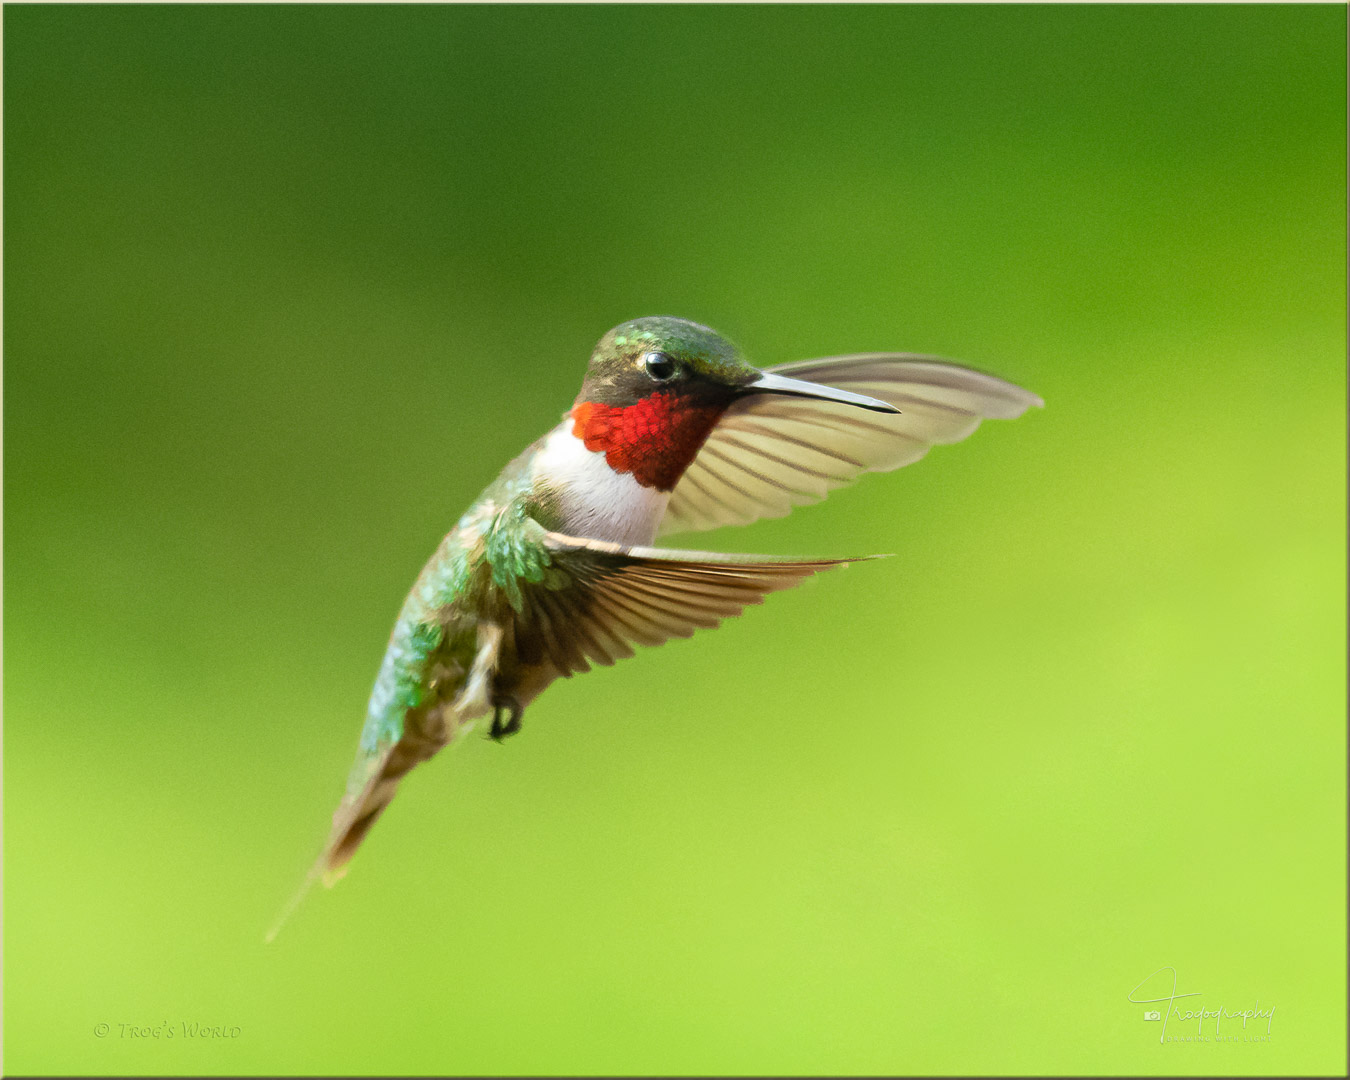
570 391 730 491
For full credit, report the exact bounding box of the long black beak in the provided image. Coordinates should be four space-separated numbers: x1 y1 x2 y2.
744 371 900 414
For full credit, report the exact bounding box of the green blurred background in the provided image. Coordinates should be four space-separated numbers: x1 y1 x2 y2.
3 4 1345 1076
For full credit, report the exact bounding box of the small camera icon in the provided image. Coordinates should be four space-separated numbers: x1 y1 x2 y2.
1143 1010 1161 1021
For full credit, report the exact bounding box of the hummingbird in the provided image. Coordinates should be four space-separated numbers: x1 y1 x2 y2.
269 316 1040 938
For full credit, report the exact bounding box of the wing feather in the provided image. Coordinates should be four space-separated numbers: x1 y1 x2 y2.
661 354 1041 535
511 532 876 675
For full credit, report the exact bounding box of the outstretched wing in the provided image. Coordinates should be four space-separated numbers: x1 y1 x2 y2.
511 531 876 676
660 355 1042 536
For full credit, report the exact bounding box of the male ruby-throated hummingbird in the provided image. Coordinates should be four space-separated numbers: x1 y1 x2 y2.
269 316 1040 938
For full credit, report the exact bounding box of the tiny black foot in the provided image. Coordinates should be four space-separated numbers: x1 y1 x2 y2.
488 698 523 743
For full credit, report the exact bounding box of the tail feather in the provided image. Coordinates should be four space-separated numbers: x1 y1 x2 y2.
264 740 421 943
267 625 504 942
320 745 418 883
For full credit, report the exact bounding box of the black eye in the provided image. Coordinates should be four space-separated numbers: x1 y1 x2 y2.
642 351 678 382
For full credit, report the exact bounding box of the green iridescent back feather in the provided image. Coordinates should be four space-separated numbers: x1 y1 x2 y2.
346 452 568 790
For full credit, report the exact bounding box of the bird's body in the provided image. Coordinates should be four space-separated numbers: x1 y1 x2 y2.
322 418 670 874
270 316 1040 936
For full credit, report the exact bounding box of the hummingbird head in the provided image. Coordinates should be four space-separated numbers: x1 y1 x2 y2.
569 316 897 492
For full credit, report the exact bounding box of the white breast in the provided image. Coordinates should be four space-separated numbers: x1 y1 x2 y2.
535 421 670 546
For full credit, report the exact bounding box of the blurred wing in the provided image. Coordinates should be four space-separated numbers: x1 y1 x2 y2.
512 531 872 676
660 355 1042 536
